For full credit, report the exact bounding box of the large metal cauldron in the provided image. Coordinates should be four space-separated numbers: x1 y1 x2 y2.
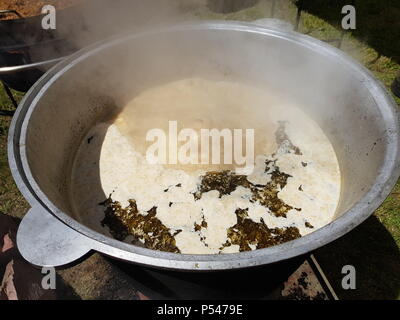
8 22 400 270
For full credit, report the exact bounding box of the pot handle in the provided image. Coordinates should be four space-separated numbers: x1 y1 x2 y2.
17 206 94 267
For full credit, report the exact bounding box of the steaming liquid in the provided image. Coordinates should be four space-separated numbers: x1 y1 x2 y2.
69 78 341 254
114 78 279 173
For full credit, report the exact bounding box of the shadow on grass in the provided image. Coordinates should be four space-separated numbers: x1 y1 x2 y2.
315 215 400 300
297 0 400 63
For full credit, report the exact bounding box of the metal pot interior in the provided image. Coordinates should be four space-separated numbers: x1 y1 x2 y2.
19 23 398 254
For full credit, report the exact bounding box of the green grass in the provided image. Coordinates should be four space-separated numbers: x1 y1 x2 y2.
376 183 400 245
0 0 399 299
0 87 28 218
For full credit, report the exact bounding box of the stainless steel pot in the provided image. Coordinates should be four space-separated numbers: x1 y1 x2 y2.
9 21 400 270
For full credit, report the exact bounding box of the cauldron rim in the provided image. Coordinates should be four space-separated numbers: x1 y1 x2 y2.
9 21 400 270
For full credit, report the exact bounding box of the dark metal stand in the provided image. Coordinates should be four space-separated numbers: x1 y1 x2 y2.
2 80 17 107
270 0 276 17
0 109 15 116
0 10 23 19
0 10 22 116
295 1 302 31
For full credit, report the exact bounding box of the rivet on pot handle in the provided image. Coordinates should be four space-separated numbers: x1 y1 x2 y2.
17 206 94 267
